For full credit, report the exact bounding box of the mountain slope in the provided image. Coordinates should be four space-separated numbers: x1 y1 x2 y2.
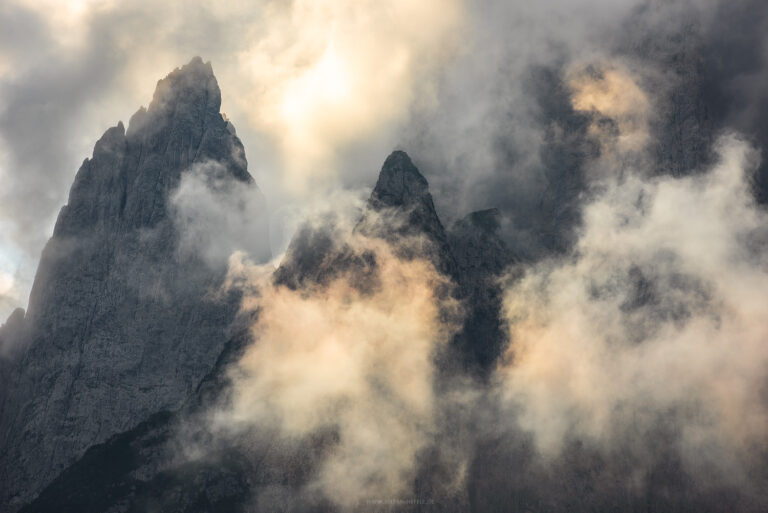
0 57 269 511
20 148 517 513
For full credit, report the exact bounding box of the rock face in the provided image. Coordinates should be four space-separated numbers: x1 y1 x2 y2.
362 150 459 279
0 57 268 511
275 150 460 290
448 209 515 371
17 148 515 513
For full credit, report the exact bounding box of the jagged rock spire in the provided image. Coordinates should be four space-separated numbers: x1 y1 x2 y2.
369 150 430 208
0 58 266 512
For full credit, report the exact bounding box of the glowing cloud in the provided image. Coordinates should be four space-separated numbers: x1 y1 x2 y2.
499 135 768 483
218 232 460 506
569 63 652 156
237 0 463 190
11 0 117 47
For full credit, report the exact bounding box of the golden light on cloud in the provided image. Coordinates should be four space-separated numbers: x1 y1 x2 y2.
237 0 463 191
569 63 651 155
219 235 459 506
499 137 768 473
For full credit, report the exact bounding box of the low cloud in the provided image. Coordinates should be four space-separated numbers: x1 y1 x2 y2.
213 224 461 507
170 160 271 268
568 61 652 162
499 134 768 486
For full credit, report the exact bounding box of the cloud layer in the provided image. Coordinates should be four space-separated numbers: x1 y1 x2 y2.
4 1 768 506
501 135 768 471
216 226 460 508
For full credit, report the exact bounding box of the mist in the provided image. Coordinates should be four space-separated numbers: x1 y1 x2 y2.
209 210 461 509
3 0 768 510
500 134 768 479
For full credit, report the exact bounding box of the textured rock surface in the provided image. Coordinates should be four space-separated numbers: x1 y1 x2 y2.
448 209 515 371
20 312 337 513
361 150 459 279
20 149 514 513
275 150 460 290
0 57 268 511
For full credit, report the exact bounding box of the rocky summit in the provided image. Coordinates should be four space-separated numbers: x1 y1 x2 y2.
0 57 268 511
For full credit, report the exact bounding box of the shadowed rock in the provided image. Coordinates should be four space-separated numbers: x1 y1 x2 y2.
0 57 268 511
449 208 515 371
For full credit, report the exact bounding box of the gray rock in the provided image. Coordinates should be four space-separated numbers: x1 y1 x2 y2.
360 150 459 280
448 208 516 371
275 150 459 290
0 57 268 511
0 308 26 426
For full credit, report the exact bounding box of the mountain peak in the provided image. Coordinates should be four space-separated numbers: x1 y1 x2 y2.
150 56 216 106
359 150 458 279
370 150 430 208
126 56 221 140
0 59 263 509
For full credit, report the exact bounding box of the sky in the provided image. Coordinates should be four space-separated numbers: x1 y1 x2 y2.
1 0 767 322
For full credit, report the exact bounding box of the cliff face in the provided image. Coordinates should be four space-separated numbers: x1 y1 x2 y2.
0 57 269 510
18 147 515 513
0 57 535 513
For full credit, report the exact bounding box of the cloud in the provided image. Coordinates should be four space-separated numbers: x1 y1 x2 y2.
5 2 768 505
498 134 768 486
0 231 24 322
2 0 767 285
234 0 463 191
213 223 460 507
0 0 755 301
0 269 18 322
170 160 271 268
0 0 467 315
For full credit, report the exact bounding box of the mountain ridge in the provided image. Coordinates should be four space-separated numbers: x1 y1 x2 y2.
0 57 268 511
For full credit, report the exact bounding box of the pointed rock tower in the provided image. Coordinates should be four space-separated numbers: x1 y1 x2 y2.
0 57 269 510
275 150 459 290
359 150 458 279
